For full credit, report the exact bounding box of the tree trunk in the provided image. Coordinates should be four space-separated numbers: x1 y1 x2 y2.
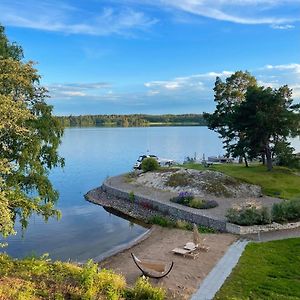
261 154 265 165
265 145 273 171
244 155 249 167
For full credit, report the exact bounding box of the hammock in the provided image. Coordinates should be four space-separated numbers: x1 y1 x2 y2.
131 253 174 279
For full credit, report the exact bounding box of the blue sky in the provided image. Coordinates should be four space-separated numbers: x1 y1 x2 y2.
1 0 300 115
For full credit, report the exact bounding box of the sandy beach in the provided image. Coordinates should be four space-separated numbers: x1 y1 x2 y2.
99 226 237 299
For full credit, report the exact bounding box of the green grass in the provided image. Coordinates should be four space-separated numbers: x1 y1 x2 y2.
215 238 300 300
0 253 165 300
183 163 300 200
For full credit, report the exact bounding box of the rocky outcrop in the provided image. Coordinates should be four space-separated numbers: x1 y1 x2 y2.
135 168 262 198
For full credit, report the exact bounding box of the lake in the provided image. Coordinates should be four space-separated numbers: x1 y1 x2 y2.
4 127 300 261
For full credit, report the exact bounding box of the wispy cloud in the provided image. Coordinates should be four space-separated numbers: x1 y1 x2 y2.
48 63 300 114
264 63 300 73
128 0 300 26
0 0 157 36
144 71 232 94
270 24 295 30
47 82 112 99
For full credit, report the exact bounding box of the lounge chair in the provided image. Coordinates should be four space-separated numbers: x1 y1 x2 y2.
172 224 210 258
131 253 174 279
172 242 200 259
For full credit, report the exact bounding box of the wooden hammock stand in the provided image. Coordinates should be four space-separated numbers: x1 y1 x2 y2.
131 253 174 279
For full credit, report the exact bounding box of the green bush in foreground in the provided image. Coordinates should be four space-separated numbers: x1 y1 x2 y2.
141 157 160 172
0 253 165 300
272 199 300 223
126 277 166 300
215 238 300 300
226 202 271 226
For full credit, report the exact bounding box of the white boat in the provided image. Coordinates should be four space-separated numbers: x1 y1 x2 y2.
133 154 175 169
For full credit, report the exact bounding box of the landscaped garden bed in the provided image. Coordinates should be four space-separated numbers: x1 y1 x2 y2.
170 192 218 209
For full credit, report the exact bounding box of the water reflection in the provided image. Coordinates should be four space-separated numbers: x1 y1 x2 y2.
3 127 300 261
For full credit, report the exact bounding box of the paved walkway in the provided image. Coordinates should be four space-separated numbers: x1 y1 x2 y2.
191 240 249 300
191 230 300 300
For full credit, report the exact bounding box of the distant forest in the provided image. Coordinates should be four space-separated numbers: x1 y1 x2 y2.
57 114 207 127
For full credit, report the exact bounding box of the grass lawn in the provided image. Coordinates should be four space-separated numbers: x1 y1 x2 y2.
215 238 300 300
183 163 300 200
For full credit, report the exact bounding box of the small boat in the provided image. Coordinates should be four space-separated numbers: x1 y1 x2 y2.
133 154 175 170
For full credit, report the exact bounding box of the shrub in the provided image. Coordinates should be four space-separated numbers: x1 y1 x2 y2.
170 192 218 209
148 215 175 227
166 173 189 187
226 201 271 226
272 199 300 223
129 191 135 203
129 276 166 300
141 157 160 172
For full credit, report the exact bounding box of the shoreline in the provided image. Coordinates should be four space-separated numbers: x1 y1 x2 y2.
86 175 300 235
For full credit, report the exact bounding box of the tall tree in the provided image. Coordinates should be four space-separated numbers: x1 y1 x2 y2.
0 25 64 241
204 71 257 165
233 85 300 171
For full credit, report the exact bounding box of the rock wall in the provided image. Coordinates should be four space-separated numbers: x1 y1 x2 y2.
102 180 227 232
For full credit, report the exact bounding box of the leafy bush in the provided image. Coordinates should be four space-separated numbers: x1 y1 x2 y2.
170 192 218 209
129 276 166 300
129 191 135 203
141 157 160 172
147 215 216 232
166 173 189 186
148 215 175 227
226 201 271 226
0 254 167 300
272 199 300 223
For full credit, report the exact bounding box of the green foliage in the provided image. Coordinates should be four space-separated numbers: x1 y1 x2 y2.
141 157 160 172
204 71 257 165
226 206 271 226
205 71 300 171
274 140 300 169
215 238 300 299
183 163 300 200
129 191 135 203
0 25 64 239
148 215 176 228
166 173 189 186
0 25 23 60
233 85 300 171
147 215 216 233
0 253 166 300
170 192 218 209
128 277 166 300
57 113 207 128
272 199 300 223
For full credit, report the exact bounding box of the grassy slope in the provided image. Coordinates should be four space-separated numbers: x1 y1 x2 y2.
183 163 300 200
0 254 165 300
215 238 300 300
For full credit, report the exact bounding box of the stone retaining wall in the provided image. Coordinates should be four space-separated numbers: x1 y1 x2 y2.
102 180 227 232
102 178 300 235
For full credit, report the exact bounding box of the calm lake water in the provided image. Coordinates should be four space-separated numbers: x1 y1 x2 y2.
4 127 300 261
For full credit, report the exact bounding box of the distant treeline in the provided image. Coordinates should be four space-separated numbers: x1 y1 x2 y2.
57 114 207 127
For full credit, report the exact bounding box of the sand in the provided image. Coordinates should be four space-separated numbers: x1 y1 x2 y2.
98 226 237 299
